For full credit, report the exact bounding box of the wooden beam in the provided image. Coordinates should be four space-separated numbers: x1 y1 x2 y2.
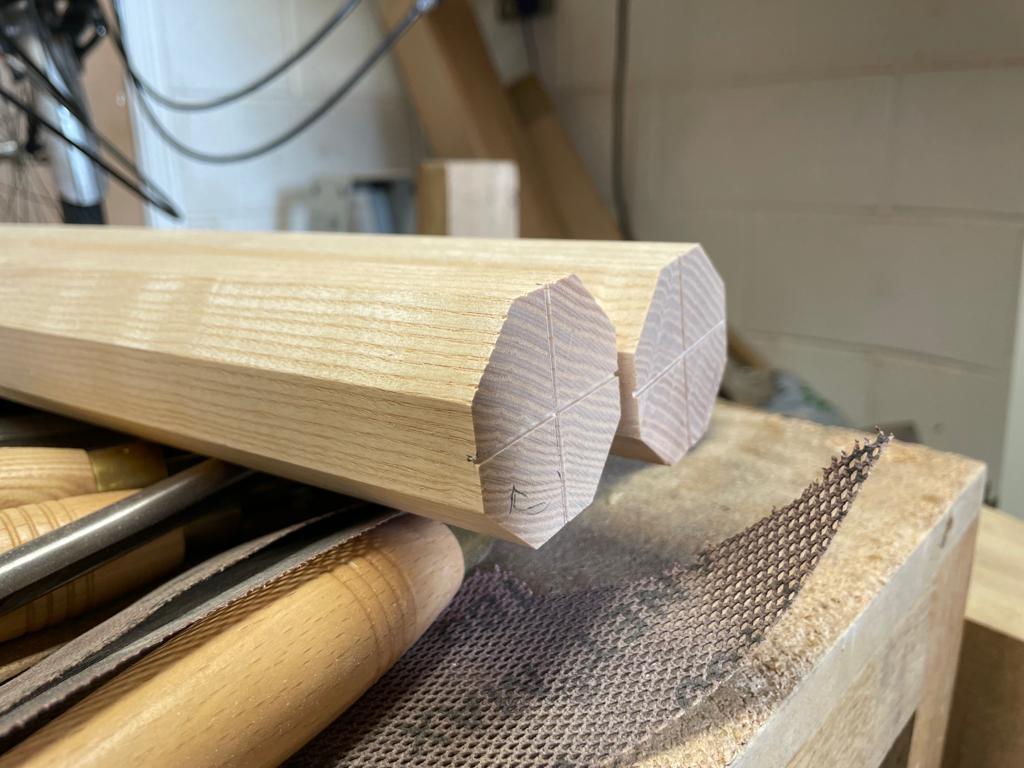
407 195 725 464
0 226 620 547
339 231 724 466
507 75 622 241
374 0 564 238
102 225 723 465
417 160 518 237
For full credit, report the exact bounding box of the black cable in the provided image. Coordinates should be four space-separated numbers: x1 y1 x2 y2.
112 0 362 112
110 0 437 164
0 28 180 216
0 82 180 217
611 0 633 240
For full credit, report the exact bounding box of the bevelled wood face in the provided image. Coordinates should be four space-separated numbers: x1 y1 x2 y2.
0 226 624 546
629 246 727 464
473 275 619 547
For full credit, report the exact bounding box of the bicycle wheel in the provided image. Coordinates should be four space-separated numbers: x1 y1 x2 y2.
0 60 62 223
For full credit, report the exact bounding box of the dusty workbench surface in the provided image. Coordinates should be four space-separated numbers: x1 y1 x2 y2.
479 401 984 767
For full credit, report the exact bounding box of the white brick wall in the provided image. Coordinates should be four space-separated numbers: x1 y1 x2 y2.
534 0 1024 508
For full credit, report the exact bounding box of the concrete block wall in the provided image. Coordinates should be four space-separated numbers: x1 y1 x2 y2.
529 0 1024 510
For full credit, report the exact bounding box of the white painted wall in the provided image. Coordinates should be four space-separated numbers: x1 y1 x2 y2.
121 0 1024 512
119 0 424 230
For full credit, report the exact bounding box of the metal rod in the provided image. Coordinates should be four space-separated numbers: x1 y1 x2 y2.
0 458 252 614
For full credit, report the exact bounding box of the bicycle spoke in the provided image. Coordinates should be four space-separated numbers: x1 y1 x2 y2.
24 162 60 221
7 163 21 222
0 171 55 223
0 181 13 222
16 162 26 221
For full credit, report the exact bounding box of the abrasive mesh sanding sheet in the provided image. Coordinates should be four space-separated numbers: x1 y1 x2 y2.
289 433 889 767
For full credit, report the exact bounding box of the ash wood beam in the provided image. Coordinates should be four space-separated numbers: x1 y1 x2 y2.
507 75 622 241
155 226 725 465
273 230 726 464
400 204 729 463
0 226 621 547
374 0 564 238
395 237 725 467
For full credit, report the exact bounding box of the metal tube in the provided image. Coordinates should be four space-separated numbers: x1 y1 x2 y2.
0 459 252 614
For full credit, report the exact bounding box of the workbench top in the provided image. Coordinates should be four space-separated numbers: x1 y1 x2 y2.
479 401 984 766
647 405 974 765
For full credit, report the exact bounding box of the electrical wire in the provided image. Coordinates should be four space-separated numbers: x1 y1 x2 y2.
611 0 633 240
111 0 362 112
0 26 178 216
0 81 179 217
107 0 437 164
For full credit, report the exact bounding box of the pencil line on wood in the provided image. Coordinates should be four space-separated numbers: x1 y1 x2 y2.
474 373 618 468
633 320 726 399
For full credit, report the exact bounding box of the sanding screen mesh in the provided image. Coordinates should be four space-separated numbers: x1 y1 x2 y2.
289 433 889 767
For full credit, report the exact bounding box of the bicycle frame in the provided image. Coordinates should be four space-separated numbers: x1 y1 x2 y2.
1 0 105 223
